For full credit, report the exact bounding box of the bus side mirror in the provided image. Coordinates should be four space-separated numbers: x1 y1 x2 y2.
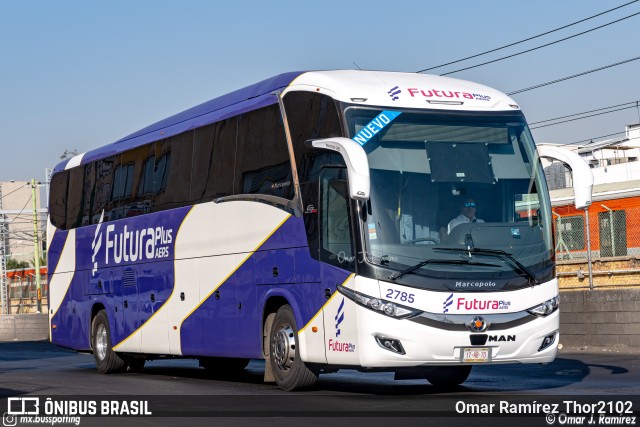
308 137 370 201
536 144 593 210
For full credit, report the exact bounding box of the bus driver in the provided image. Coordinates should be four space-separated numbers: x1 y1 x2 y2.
447 198 484 235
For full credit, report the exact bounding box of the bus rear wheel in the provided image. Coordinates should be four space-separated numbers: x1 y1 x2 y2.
269 305 318 391
91 310 126 374
424 366 472 387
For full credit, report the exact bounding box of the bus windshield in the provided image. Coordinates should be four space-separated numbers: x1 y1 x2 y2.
344 106 553 289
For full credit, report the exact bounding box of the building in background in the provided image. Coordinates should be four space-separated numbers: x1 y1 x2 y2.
0 181 47 264
544 123 640 190
542 123 640 291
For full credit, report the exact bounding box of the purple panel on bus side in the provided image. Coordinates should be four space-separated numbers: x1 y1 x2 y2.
179 277 240 358
50 206 192 350
180 214 353 359
74 206 191 280
258 215 309 251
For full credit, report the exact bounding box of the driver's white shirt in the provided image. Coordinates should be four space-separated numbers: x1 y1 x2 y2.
447 213 484 234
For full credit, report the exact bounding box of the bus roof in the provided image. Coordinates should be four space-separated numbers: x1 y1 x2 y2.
53 70 519 174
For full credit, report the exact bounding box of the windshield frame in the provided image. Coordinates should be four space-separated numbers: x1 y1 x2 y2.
341 103 555 291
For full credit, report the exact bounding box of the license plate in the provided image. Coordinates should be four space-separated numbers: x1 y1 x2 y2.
463 347 489 363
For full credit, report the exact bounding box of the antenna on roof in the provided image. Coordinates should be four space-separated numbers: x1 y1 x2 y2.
353 61 362 70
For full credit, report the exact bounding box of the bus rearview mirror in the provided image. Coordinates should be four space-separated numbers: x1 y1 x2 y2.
309 137 370 201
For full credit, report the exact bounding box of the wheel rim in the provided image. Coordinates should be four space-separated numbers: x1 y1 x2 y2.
95 323 108 361
272 324 296 372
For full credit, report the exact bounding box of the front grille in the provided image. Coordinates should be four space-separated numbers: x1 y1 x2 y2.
409 310 537 331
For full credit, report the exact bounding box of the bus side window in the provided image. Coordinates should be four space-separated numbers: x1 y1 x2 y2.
153 131 193 212
49 170 69 230
235 104 293 199
190 122 237 203
319 167 355 272
66 166 84 229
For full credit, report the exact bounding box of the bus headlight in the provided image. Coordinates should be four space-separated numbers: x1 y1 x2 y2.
527 296 559 317
336 284 423 319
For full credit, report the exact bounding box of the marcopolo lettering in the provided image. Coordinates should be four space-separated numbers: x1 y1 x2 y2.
455 281 497 288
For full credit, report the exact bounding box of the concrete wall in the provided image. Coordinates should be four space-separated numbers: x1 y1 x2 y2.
0 314 49 342
560 289 640 348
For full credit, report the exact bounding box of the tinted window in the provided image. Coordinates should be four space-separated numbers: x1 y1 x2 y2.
111 163 135 200
319 167 355 272
283 91 342 182
49 171 69 229
66 166 84 229
80 163 96 226
51 102 309 229
92 156 116 223
190 119 236 202
235 105 292 198
153 131 193 212
139 155 155 195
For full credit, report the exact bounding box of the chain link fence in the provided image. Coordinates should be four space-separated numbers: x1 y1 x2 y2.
553 204 640 260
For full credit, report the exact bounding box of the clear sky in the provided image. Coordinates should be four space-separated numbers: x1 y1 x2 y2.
1 0 639 182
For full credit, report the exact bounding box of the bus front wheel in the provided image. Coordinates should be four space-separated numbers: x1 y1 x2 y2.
269 305 318 391
91 310 126 374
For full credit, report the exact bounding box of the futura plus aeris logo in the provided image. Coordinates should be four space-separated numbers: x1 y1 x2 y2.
327 297 356 353
387 86 401 101
443 293 454 313
387 85 492 102
91 211 174 276
442 292 511 313
335 298 345 337
91 212 105 276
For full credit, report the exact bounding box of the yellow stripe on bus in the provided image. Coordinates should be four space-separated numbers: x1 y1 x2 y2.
298 273 355 334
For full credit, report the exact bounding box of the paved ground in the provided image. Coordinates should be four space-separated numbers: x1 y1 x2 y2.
1 342 639 427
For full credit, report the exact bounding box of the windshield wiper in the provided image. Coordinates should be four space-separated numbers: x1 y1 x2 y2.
432 246 540 286
388 259 499 281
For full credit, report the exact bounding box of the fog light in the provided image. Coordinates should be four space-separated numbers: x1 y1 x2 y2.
538 331 557 351
375 336 405 355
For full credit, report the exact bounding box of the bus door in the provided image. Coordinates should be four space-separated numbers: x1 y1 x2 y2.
318 167 358 364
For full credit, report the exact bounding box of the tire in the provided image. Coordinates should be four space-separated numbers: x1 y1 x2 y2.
91 310 126 374
269 305 318 391
424 366 472 387
199 357 250 372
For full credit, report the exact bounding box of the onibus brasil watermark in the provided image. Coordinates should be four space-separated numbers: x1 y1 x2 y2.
3 397 152 426
456 399 636 425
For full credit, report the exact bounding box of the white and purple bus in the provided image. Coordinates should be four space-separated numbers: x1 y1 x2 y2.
48 70 590 391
